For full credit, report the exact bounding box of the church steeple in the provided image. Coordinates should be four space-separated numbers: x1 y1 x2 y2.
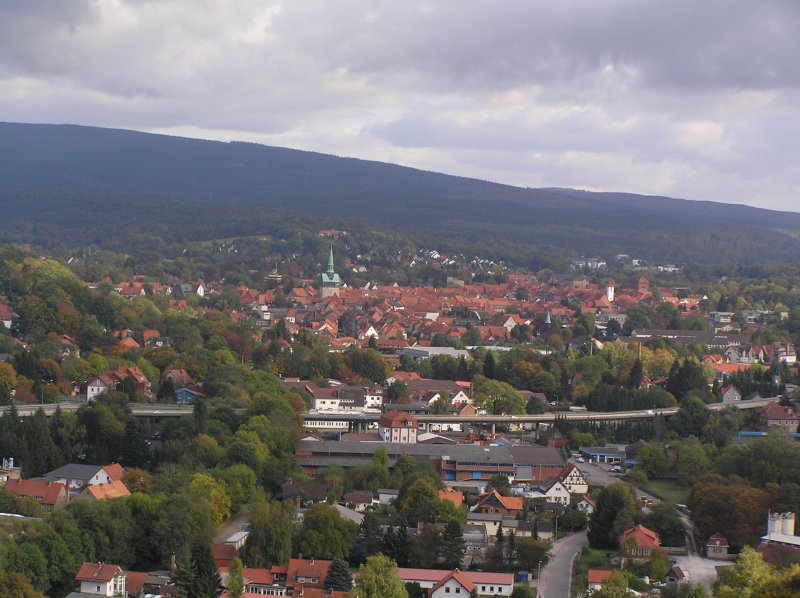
320 244 340 297
327 244 335 274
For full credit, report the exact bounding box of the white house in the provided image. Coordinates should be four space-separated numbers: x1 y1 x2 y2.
397 568 514 596
74 562 126 596
558 463 589 495
528 479 571 505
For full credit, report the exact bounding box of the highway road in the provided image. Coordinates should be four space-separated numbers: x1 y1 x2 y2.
4 395 778 421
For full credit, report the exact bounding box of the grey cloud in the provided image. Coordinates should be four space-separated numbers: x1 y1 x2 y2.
0 0 798 210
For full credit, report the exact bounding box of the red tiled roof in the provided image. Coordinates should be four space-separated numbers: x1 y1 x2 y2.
431 569 474 593
85 480 130 500
587 569 613 584
475 489 524 512
76 562 124 583
438 487 464 508
397 568 513 585
707 533 729 547
103 463 125 481
5 479 66 506
211 544 239 567
378 411 418 428
286 558 331 588
620 524 661 549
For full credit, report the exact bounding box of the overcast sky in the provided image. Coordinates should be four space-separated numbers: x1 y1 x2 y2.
2 1 799 211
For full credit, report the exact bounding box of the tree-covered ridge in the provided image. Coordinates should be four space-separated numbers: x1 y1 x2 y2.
3 122 800 264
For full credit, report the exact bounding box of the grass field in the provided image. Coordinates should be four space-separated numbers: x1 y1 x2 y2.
642 479 691 505
574 547 613 595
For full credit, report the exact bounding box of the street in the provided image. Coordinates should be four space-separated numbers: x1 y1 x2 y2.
539 530 588 598
672 511 729 590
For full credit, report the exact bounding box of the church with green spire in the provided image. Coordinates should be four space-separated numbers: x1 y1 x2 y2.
320 245 341 297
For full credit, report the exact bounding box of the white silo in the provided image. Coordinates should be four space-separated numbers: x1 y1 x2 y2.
768 512 782 535
782 513 796 536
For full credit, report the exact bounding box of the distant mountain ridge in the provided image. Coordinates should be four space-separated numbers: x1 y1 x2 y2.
2 121 800 263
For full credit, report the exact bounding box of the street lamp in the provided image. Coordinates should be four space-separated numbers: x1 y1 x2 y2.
537 560 542 597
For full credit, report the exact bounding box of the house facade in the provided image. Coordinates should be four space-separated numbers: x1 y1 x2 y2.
378 411 419 443
74 562 126 596
706 533 729 559
619 524 661 559
473 490 524 517
557 463 589 495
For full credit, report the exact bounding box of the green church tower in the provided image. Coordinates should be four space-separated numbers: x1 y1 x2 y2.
320 245 340 297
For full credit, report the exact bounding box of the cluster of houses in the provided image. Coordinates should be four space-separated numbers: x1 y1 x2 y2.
64 557 517 598
0 460 129 511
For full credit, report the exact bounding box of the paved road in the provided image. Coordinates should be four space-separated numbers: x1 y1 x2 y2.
540 531 588 598
573 460 659 511
672 511 729 590
214 510 249 544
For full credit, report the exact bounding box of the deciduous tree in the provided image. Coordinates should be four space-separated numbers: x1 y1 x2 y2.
353 555 409 598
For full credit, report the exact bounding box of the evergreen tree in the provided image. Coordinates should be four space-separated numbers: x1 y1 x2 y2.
588 483 637 549
22 409 62 477
194 398 209 434
628 358 643 389
121 420 150 468
358 511 383 560
440 520 466 569
186 541 223 598
324 558 353 591
484 351 496 379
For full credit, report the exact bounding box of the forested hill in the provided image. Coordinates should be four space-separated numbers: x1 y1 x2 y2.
2 121 800 263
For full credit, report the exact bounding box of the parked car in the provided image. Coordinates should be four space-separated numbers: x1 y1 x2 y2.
577 457 585 463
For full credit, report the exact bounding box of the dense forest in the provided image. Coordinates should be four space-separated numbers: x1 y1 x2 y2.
3 122 800 264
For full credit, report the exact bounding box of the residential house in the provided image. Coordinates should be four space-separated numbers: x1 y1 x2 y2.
706 533 730 559
472 490 524 517
760 403 798 432
666 565 689 584
466 512 502 537
576 495 596 516
535 520 554 541
72 562 126 597
557 463 589 495
5 479 68 511
286 557 332 592
378 488 399 505
537 427 569 448
282 481 327 507
87 367 151 400
78 480 130 502
342 490 375 512
211 543 240 568
378 411 419 444
438 487 464 508
0 457 21 486
619 524 661 559
587 569 613 592
164 368 194 387
42 463 124 494
396 568 513 596
719 384 742 404
0 301 15 329
430 569 476 598
528 479 571 506
175 385 206 404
